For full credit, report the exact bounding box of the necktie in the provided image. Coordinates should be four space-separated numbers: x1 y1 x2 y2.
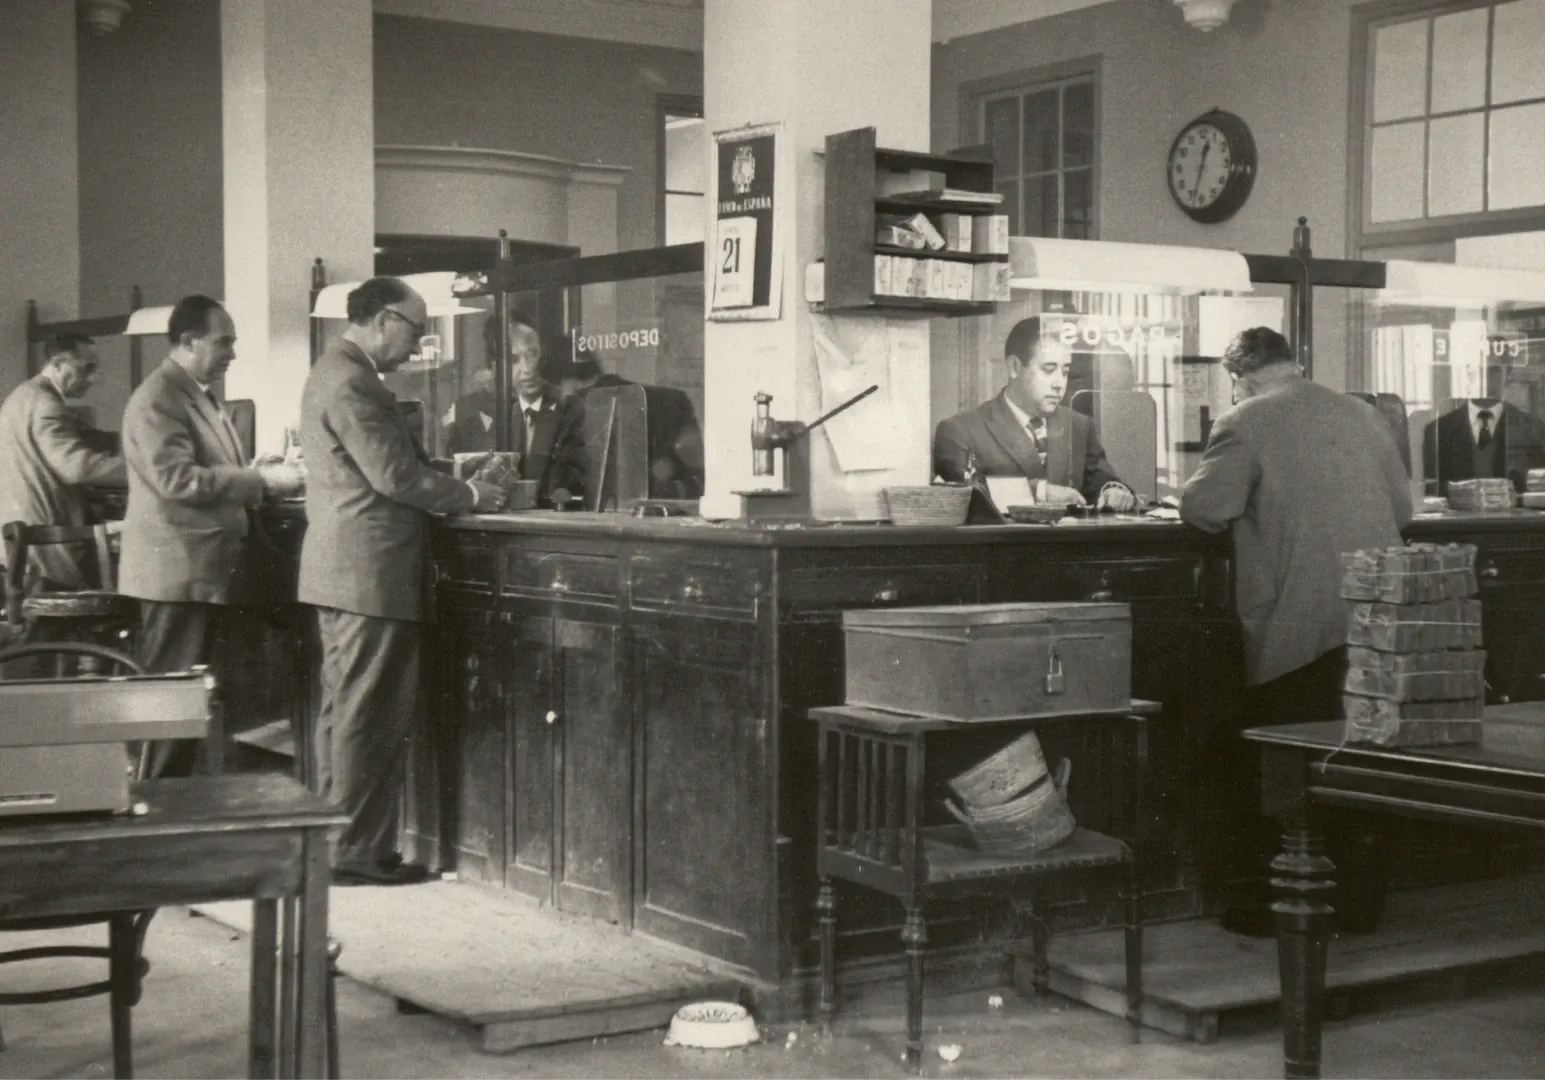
1477 409 1493 450
1027 418 1049 466
523 407 537 457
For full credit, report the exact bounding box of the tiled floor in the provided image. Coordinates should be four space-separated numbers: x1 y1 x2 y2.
1 907 1541 1079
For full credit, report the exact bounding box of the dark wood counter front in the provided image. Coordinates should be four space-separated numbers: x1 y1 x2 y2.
258 506 1545 1008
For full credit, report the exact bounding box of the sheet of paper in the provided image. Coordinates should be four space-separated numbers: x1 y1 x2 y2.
985 475 1034 509
1198 296 1285 358
811 314 909 472
711 216 757 309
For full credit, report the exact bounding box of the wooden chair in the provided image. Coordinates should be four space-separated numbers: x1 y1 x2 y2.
2 522 137 675
0 641 160 1079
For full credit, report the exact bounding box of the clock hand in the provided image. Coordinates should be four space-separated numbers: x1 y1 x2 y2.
1193 141 1212 201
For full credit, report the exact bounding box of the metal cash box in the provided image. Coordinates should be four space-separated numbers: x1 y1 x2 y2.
842 602 1132 721
0 670 212 816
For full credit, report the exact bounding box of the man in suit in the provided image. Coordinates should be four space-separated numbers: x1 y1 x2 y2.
547 348 706 499
119 295 303 777
0 333 125 590
1181 327 1412 936
1421 376 1545 496
445 316 586 504
300 277 504 887
933 316 1138 510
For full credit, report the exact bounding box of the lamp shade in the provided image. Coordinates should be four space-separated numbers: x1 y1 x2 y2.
311 271 483 319
1009 237 1254 296
1376 260 1545 308
124 305 176 337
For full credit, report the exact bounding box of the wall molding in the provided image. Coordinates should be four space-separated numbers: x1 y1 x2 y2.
373 0 701 51
376 145 631 188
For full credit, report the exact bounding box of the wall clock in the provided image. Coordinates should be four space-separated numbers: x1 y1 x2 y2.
1167 108 1257 224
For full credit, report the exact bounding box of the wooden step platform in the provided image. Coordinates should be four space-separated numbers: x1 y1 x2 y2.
1024 873 1545 1043
190 880 745 1052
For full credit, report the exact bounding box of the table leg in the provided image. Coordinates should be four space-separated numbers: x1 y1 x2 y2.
279 897 297 1079
249 899 279 1079
1271 821 1335 1080
816 879 836 1035
295 830 331 1078
901 908 926 1076
1122 862 1143 1045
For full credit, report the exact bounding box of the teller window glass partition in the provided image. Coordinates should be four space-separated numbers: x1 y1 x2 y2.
1348 288 1545 505
946 287 1285 504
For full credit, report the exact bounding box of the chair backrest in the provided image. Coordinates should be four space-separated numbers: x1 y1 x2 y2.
3 521 116 625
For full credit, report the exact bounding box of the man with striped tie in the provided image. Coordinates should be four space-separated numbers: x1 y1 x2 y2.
932 315 1137 510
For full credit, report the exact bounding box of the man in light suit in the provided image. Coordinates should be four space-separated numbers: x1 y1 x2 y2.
300 277 504 887
119 295 302 777
1181 327 1412 936
933 316 1138 510
0 333 125 590
445 315 587 504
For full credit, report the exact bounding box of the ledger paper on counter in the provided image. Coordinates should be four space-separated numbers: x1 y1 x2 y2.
810 314 927 472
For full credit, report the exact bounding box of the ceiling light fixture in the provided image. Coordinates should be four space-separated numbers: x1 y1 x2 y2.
78 0 131 36
1173 0 1238 32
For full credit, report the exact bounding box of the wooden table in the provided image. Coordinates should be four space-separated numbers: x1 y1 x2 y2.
1244 705 1545 1080
0 774 346 1078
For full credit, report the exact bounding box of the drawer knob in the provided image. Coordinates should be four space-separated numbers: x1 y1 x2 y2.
550 572 570 593
874 586 899 603
1087 569 1114 602
545 710 559 726
1479 564 1500 579
682 578 704 602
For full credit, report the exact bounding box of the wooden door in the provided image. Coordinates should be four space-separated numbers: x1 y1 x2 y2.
503 611 556 900
439 600 507 887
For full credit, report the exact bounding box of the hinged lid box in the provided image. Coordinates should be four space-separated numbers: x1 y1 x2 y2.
842 602 1132 722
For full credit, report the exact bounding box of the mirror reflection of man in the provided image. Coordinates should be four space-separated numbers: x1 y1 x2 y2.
933 316 1138 510
1421 362 1545 496
445 315 586 502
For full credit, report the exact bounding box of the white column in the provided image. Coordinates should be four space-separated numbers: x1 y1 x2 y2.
699 0 933 519
0 1 79 394
222 0 375 454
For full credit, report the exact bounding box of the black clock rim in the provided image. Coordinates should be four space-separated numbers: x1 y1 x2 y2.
1167 109 1258 224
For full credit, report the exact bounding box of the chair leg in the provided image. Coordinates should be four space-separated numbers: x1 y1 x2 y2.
109 912 136 1079
901 908 927 1076
326 940 342 1080
815 880 837 1035
1123 863 1143 1044
0 1012 7 1051
1029 901 1050 998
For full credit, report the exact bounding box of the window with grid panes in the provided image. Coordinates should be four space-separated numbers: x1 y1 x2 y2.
1365 0 1545 226
981 75 1096 239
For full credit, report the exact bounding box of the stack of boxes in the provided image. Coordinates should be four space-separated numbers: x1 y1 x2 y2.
872 211 1011 303
1340 543 1486 747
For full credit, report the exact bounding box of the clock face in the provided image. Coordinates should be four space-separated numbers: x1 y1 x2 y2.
1169 123 1232 210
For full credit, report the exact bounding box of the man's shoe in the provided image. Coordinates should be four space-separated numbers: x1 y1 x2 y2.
1220 904 1278 938
332 859 434 887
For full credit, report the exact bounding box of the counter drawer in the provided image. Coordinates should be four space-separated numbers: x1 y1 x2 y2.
780 564 978 616
628 555 763 618
1474 548 1545 588
434 536 498 589
1078 558 1206 604
503 549 620 601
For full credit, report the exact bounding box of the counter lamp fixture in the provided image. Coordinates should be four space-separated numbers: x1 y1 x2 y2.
1173 0 1238 31
1008 236 1254 296
310 271 483 320
78 0 131 36
1375 260 1545 310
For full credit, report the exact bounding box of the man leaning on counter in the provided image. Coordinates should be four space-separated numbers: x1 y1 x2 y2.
933 315 1139 511
299 276 504 887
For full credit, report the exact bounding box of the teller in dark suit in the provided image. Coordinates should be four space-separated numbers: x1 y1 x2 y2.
1421 395 1545 496
932 316 1138 510
119 296 303 777
445 316 586 503
300 277 504 886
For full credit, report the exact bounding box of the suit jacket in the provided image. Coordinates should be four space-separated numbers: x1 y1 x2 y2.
932 394 1125 502
298 340 476 622
0 375 126 588
1180 379 1412 686
446 386 587 502
119 358 266 605
1421 401 1545 496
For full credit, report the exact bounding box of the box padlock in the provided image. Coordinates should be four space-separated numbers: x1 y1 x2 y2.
1045 646 1065 695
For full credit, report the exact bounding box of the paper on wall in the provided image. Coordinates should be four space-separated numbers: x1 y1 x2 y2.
810 314 926 472
1198 296 1286 358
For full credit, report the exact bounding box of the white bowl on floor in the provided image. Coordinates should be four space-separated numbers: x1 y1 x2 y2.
662 1000 760 1048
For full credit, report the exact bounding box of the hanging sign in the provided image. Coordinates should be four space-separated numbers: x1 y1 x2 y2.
709 122 784 321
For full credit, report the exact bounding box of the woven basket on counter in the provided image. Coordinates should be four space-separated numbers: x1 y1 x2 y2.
883 484 972 527
947 731 1048 809
946 758 1075 857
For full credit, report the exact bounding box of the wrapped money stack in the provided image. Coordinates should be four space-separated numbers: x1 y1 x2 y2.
1340 543 1485 748
1521 469 1545 510
1445 477 1515 512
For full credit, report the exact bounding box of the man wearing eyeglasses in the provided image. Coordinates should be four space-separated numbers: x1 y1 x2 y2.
299 277 504 887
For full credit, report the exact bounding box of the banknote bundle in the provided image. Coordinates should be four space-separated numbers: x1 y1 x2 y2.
1340 543 1478 604
1445 478 1515 512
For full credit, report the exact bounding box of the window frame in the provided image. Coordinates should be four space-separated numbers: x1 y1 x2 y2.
656 93 705 248
1350 0 1545 254
958 56 1103 242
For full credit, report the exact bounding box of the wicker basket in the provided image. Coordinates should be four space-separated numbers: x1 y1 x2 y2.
946 759 1075 856
883 484 973 527
948 731 1049 809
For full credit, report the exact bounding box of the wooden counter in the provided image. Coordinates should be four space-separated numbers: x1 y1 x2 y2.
256 506 1545 1009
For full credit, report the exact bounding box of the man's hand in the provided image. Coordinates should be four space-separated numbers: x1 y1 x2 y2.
256 463 305 499
1096 483 1139 513
468 479 506 512
1041 482 1087 507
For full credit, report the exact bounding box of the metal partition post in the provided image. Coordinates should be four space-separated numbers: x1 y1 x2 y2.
309 258 327 365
